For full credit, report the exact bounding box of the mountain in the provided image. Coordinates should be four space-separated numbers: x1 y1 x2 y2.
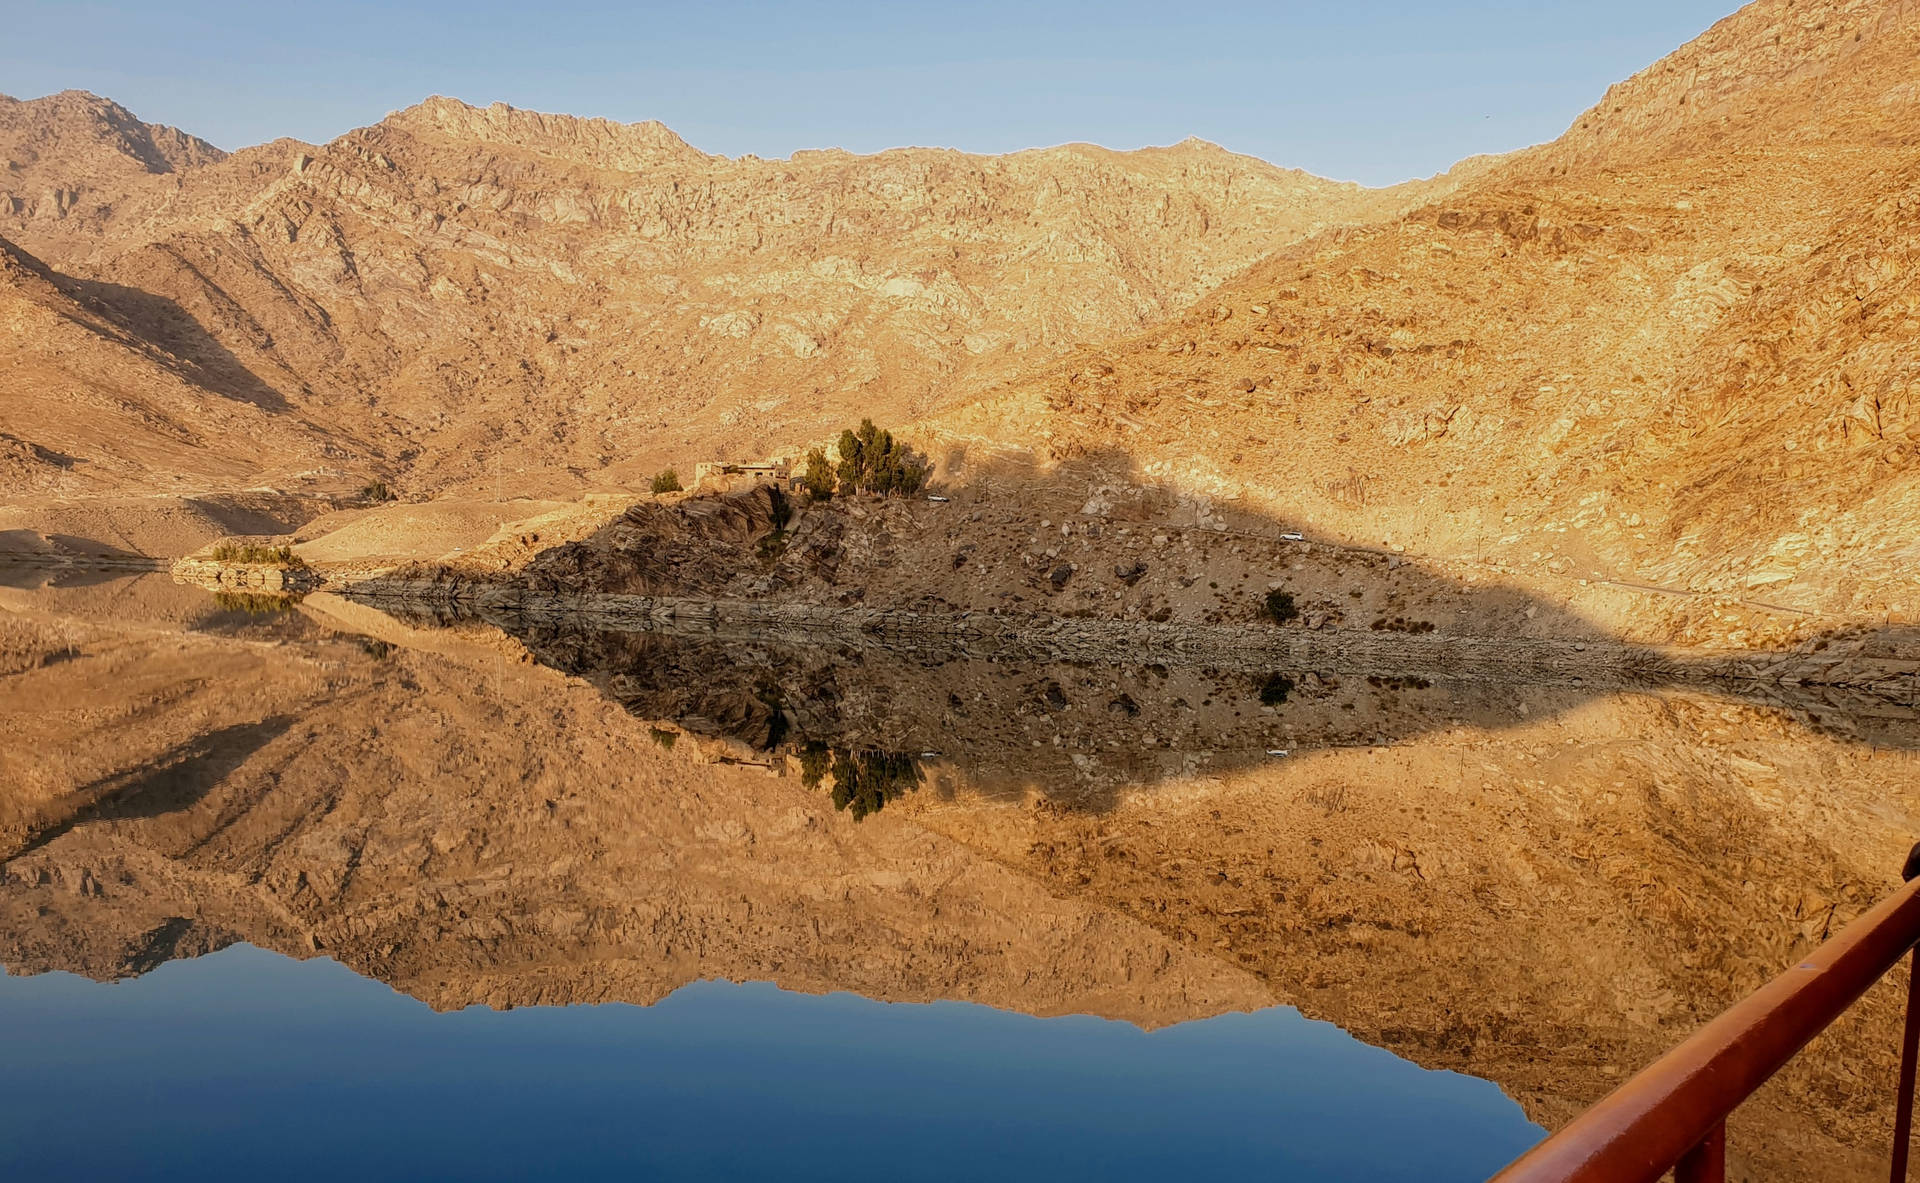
934 0 1920 624
0 88 224 207
3 0 1916 627
0 92 1451 497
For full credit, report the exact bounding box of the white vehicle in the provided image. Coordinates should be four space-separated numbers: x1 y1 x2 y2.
927 495 950 503
1279 532 1305 542
1265 748 1291 758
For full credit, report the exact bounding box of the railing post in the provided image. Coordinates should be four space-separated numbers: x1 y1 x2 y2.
1675 1122 1726 1183
1895 950 1920 1183
1893 844 1920 1183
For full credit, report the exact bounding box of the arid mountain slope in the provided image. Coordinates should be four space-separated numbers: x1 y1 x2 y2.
938 0 1920 624
1534 0 1920 172
0 233 342 494
0 92 1448 496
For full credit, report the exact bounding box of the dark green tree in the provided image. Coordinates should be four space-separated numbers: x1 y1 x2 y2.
798 742 832 788
802 448 836 501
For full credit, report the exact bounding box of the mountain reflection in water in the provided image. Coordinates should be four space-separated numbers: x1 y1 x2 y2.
6 573 1920 1182
428 604 1920 815
514 624 1590 815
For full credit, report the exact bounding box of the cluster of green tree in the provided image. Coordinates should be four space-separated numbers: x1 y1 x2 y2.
1263 589 1299 625
210 542 304 567
651 469 684 494
801 419 927 501
797 742 923 820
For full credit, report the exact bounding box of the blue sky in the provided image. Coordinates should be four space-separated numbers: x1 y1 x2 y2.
3 0 1741 185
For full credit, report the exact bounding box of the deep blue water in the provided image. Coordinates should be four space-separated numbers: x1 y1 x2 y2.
0 945 1541 1180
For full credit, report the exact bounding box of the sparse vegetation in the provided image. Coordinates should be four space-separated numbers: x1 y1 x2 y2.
756 486 793 560
1264 588 1299 624
802 448 836 501
360 479 396 502
650 468 684 494
1258 673 1295 706
1370 616 1436 634
210 542 304 567
755 532 787 561
649 727 678 749
834 419 927 497
757 687 790 750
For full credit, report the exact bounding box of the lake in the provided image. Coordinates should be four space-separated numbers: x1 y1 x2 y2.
3 567 1916 1180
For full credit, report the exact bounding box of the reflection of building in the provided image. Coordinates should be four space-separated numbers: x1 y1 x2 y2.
692 459 795 492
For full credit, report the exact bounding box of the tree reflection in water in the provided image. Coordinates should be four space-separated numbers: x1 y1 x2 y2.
798 741 923 820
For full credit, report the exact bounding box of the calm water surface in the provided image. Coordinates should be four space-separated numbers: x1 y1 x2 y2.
0 945 1539 1181
7 570 1918 1180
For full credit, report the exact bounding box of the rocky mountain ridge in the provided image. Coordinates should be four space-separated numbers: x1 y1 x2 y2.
0 90 1453 497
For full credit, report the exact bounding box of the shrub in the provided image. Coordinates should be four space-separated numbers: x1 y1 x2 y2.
360 479 395 502
650 468 683 494
755 531 788 561
649 727 678 750
1258 673 1295 707
1263 588 1299 625
802 448 836 501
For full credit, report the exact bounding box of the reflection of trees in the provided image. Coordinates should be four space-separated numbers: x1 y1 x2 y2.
211 590 301 615
798 741 922 820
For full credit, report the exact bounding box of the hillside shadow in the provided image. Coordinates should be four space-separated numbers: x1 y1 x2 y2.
65 276 294 412
0 534 166 588
343 446 1920 812
2 716 294 862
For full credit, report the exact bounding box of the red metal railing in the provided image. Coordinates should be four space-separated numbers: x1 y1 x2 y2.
1491 845 1920 1183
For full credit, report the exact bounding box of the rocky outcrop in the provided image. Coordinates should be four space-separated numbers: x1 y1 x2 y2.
170 557 320 594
